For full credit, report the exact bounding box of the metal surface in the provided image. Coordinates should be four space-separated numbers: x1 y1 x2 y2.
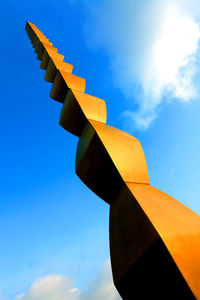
25 21 200 299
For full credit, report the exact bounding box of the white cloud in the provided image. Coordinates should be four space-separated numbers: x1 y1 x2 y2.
83 0 200 129
81 260 121 300
15 261 121 300
15 275 80 300
143 4 200 101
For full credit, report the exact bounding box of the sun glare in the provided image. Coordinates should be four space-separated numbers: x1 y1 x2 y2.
148 4 200 101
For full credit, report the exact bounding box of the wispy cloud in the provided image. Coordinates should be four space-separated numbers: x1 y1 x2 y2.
0 294 8 300
15 275 80 300
80 260 121 300
15 261 121 300
83 0 200 129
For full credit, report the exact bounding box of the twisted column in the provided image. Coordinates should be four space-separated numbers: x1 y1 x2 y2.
25 21 200 299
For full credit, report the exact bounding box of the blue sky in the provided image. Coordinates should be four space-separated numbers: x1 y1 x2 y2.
0 0 200 299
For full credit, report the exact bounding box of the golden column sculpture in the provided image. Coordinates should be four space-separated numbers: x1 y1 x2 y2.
25 22 200 299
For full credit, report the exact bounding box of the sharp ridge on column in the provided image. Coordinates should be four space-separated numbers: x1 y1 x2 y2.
25 22 86 104
25 21 149 189
25 21 200 299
